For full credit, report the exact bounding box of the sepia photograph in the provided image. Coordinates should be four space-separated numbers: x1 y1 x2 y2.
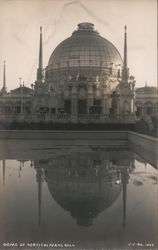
0 0 157 249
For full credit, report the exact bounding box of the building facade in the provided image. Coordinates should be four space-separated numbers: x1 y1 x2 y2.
135 84 158 117
0 23 136 124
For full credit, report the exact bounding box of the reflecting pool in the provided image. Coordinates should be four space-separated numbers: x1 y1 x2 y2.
0 141 157 250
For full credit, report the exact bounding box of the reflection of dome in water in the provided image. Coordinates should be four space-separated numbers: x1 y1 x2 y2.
35 151 131 226
47 22 123 81
45 167 121 227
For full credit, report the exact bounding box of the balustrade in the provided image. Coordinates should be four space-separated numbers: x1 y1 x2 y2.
0 113 135 124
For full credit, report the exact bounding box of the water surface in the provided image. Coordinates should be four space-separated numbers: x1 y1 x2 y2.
0 141 157 250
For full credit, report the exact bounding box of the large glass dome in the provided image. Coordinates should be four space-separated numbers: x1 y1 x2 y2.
46 23 123 81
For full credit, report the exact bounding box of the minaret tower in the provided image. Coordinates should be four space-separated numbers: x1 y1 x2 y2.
118 26 135 115
1 61 7 94
37 26 43 83
121 26 129 84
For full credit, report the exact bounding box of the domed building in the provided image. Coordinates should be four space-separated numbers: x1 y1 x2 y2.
0 23 136 125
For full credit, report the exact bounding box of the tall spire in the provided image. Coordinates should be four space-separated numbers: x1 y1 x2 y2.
124 26 127 70
122 26 129 82
39 26 43 70
37 26 43 82
1 61 7 94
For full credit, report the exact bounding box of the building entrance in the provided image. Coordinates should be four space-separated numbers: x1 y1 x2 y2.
78 100 87 114
64 100 71 114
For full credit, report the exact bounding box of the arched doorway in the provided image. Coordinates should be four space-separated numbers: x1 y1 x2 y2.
4 102 13 114
14 101 21 114
78 99 87 114
24 102 31 114
135 102 143 117
144 102 153 115
92 99 102 114
0 102 3 114
64 100 71 114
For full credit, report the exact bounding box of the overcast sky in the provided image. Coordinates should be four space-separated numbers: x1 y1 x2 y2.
0 0 157 90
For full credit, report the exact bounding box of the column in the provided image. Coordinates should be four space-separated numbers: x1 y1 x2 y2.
71 86 78 115
102 95 107 115
71 95 77 114
87 94 93 114
117 96 120 115
107 95 111 115
87 85 93 114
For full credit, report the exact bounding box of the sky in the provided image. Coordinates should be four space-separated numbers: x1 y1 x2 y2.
0 0 157 90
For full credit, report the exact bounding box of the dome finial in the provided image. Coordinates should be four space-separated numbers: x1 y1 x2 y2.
19 77 22 86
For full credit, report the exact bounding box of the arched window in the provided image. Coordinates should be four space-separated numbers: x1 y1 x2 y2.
122 101 130 113
135 101 143 117
155 103 158 113
4 102 13 114
24 102 31 114
90 99 102 114
0 102 3 113
93 99 101 106
78 99 87 114
14 101 21 114
144 102 153 115
64 100 71 114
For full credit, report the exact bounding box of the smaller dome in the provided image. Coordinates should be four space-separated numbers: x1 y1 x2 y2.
136 86 157 94
10 86 33 95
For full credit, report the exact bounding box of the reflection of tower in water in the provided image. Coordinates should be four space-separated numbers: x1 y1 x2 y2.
121 167 129 227
36 167 45 225
34 150 134 227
